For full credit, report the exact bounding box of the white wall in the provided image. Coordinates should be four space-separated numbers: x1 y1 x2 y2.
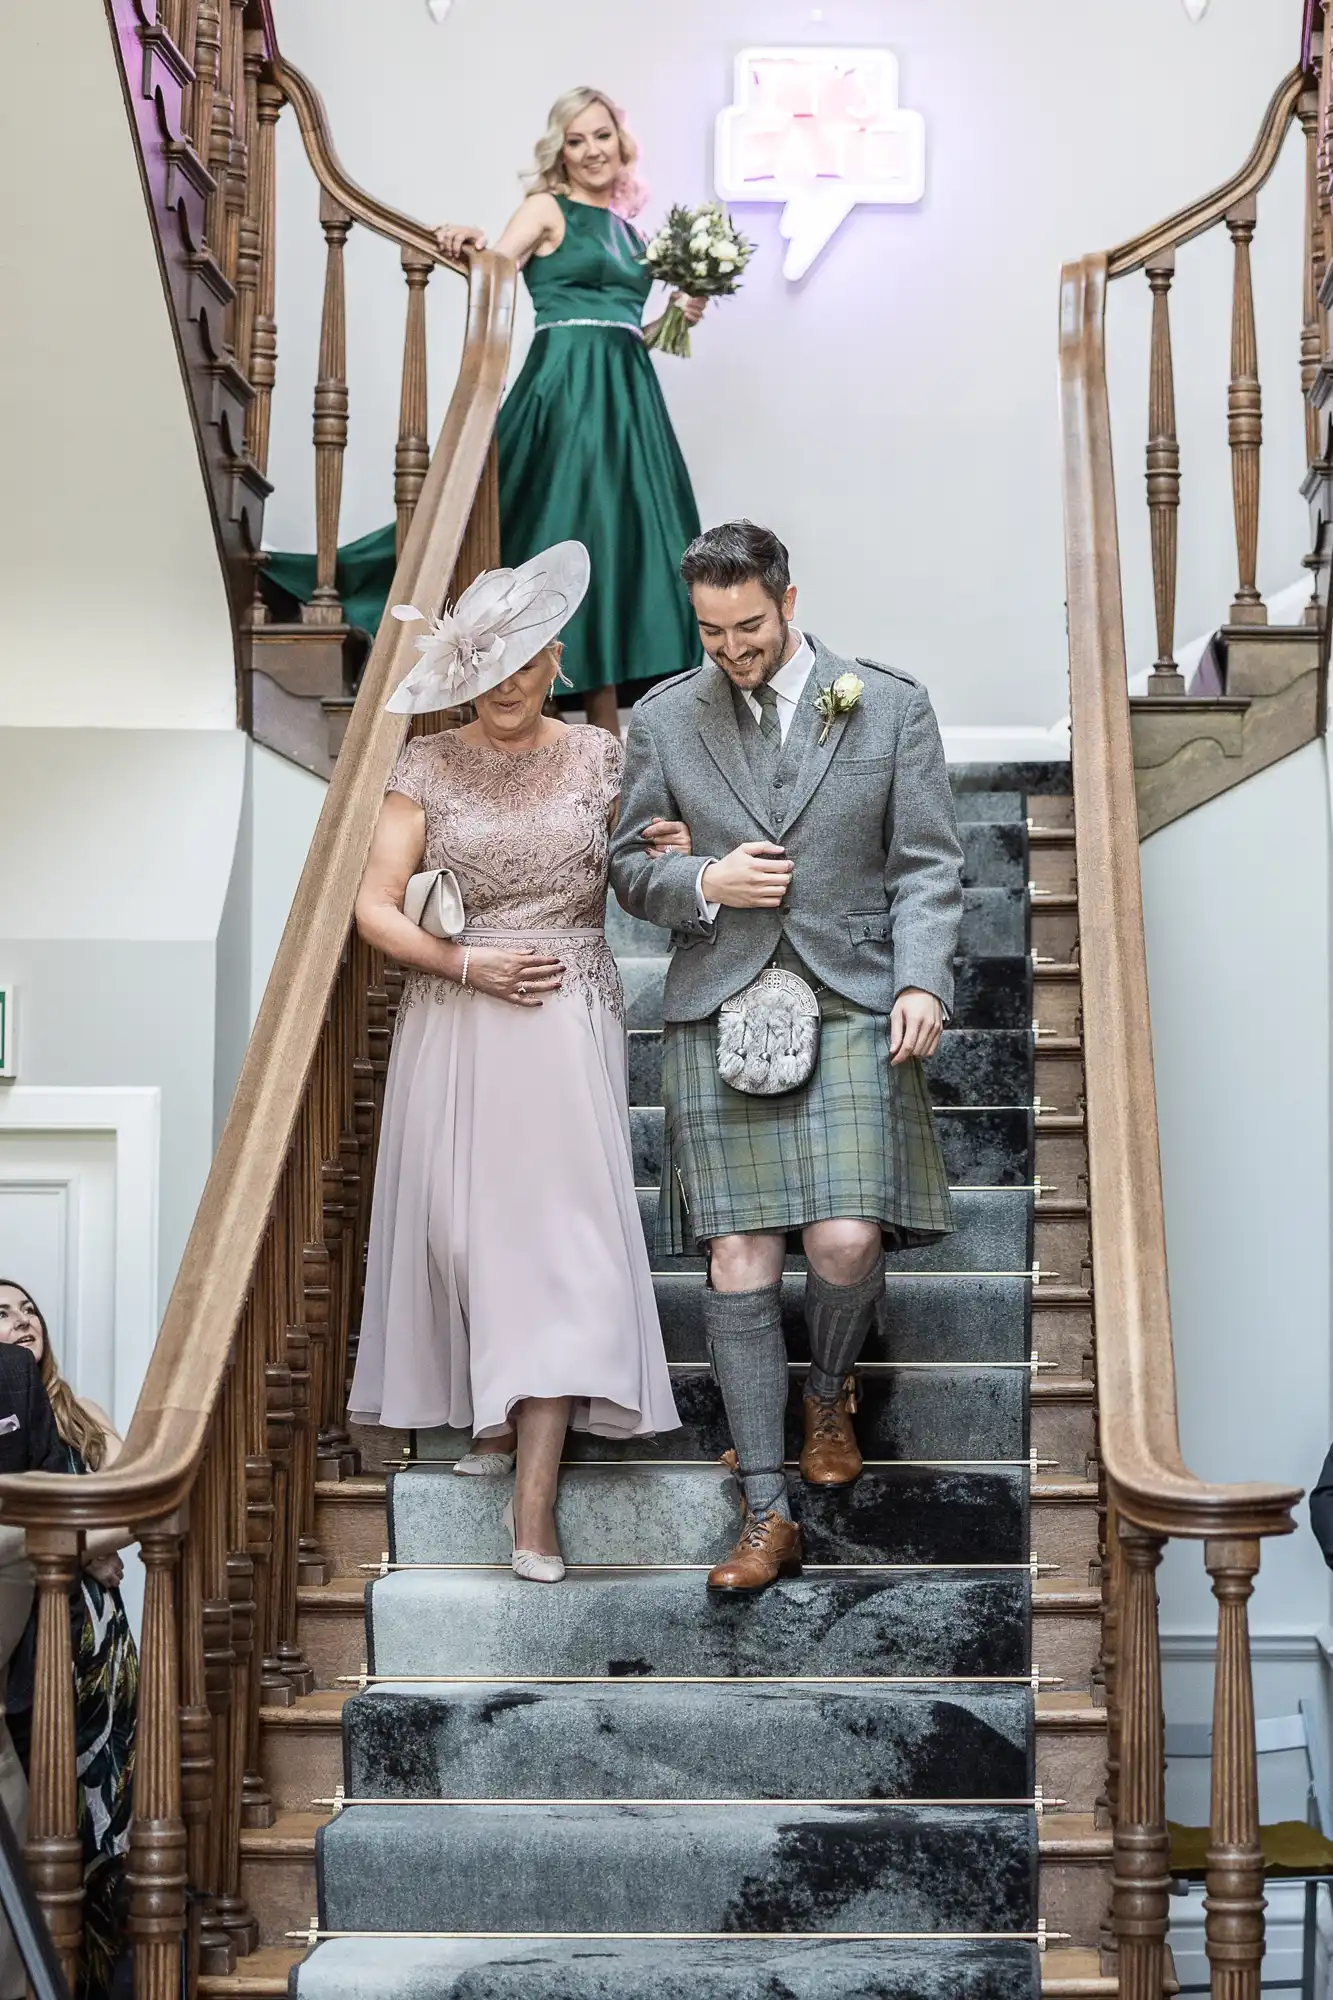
266 0 1305 730
1141 741 1333 1982
0 0 236 729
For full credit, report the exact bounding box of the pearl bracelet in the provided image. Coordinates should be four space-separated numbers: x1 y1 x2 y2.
460 947 472 991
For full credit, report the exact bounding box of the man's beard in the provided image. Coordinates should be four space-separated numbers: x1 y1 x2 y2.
713 615 789 686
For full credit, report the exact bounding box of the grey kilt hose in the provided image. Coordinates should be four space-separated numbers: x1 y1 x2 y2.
658 959 954 1255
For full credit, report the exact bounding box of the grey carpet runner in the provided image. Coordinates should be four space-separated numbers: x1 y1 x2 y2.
292 763 1067 2000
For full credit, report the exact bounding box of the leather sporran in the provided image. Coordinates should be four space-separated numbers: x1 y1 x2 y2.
717 967 821 1096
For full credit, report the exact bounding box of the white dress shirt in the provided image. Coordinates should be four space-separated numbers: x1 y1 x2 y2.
695 632 813 919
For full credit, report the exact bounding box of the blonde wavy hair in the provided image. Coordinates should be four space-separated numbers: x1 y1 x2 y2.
0 1280 107 1470
526 86 647 218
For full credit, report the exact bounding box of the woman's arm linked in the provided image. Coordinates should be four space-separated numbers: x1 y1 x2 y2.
355 792 564 1007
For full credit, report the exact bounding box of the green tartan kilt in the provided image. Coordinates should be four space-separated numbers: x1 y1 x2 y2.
659 978 955 1258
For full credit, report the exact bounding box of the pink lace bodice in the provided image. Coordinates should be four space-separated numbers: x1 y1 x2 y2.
387 724 625 1016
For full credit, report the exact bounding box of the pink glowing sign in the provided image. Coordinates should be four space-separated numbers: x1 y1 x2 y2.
715 47 925 279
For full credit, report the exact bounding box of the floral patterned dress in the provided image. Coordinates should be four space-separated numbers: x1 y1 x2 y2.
348 724 678 1443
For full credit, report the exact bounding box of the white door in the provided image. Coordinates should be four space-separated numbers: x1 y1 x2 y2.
0 1129 117 1416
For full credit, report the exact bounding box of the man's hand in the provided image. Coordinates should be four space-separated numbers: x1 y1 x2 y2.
890 988 944 1066
700 843 794 909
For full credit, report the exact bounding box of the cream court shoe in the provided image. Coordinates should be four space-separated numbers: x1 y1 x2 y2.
502 1498 565 1584
452 1439 517 1477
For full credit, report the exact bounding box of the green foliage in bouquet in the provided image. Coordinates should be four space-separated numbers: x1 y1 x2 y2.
640 201 756 357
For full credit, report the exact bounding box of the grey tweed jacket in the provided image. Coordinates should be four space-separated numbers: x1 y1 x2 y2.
609 634 963 1024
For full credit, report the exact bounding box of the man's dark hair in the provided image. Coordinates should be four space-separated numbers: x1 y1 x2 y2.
679 520 791 608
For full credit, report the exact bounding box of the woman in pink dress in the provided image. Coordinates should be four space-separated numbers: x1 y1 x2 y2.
349 543 681 1582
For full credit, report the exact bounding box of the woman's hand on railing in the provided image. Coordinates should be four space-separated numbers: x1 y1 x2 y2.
436 222 487 260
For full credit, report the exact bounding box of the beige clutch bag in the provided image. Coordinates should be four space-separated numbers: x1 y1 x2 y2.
403 868 465 940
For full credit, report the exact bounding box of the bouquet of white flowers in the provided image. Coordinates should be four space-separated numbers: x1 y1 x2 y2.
640 202 755 358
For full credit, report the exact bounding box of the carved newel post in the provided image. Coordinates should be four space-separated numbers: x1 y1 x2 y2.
1110 1518 1170 2000
1204 1537 1266 2000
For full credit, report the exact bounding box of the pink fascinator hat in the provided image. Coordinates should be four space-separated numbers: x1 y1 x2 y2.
386 540 590 715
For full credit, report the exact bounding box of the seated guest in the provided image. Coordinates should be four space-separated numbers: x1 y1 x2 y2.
0 1283 138 2000
348 543 682 1582
0 1331 63 2000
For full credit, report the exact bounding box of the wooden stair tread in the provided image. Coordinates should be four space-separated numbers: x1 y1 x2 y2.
1041 1948 1115 1994
241 1810 328 1855
200 1946 302 1995
262 1692 1103 1735
1033 1479 1098 1501
260 1689 350 1726
200 1942 1118 2000
1036 1693 1105 1725
1034 1580 1099 1608
1038 1813 1110 1858
1033 1377 1094 1402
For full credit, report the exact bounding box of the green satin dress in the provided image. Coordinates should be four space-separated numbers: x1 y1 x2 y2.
500 196 701 693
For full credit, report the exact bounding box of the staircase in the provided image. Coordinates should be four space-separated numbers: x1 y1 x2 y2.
202 760 1117 1998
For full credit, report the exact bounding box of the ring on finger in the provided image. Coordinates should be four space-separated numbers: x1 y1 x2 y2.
517 982 528 996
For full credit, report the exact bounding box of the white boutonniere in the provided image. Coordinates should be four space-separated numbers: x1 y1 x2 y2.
814 672 864 745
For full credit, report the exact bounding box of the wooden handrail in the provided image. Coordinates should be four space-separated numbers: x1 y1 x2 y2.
273 57 465 274
1062 45 1320 1986
1108 66 1304 276
1058 255 1301 1544
0 249 515 1539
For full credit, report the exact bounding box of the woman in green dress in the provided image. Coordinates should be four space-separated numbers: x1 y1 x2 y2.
438 88 706 736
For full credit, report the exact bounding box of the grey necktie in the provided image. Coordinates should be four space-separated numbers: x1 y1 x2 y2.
753 682 781 751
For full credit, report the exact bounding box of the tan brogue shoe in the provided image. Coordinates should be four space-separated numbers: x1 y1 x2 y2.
706 1507 803 1597
799 1375 863 1489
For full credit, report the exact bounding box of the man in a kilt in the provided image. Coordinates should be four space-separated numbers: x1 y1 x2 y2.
611 521 963 1596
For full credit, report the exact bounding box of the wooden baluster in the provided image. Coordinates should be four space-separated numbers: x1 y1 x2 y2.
1204 1538 1266 1999
1301 82 1325 468
204 0 234 280
263 1357 305 1697
396 247 433 554
241 1452 275 1825
1145 252 1184 694
189 0 221 184
247 77 283 475
233 29 265 383
177 1495 216 1987
1312 14 1320 286
24 1530 83 1988
177 0 200 133
223 0 249 306
1110 1518 1169 2000
1096 1488 1121 1969
1226 198 1266 626
216 1346 258 1952
304 194 352 627
199 1427 237 1972
127 1519 188 2000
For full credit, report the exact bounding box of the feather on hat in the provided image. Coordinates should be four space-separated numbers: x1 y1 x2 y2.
386 540 590 715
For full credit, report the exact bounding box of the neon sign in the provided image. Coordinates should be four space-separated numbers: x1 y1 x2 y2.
715 47 926 280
